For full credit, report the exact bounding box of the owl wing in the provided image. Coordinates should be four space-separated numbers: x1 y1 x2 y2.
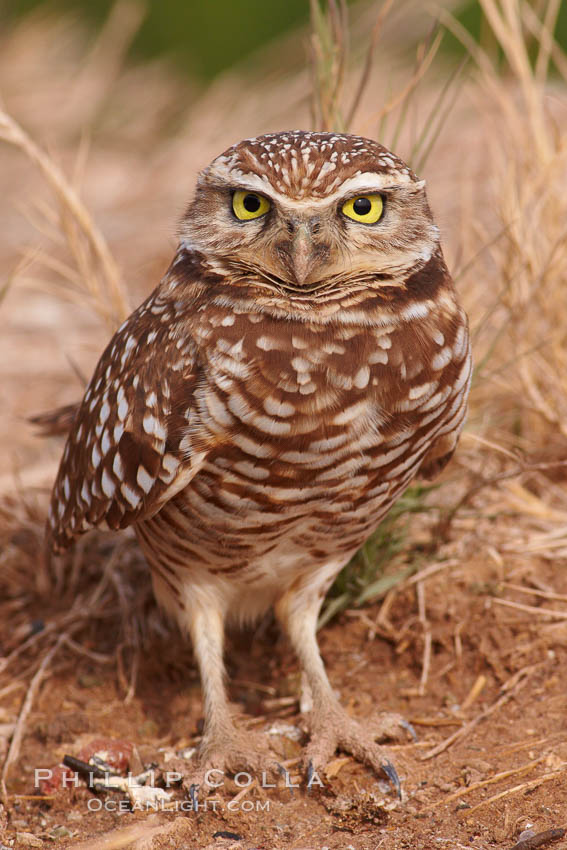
417 434 459 480
417 314 472 481
47 290 208 553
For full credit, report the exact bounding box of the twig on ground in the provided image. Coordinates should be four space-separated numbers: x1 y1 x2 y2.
0 631 68 807
492 598 567 621
464 767 567 816
461 674 487 710
424 755 546 811
421 664 539 760
501 583 567 603
417 580 431 697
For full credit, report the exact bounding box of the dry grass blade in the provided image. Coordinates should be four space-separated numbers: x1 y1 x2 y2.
0 109 129 329
463 766 567 815
533 0 562 84
417 580 431 696
478 0 550 160
410 51 466 174
501 583 567 603
363 27 443 132
453 0 567 441
423 755 546 811
492 598 567 621
309 0 349 131
521 1 567 82
345 0 395 128
0 631 68 808
421 664 538 760
64 0 147 130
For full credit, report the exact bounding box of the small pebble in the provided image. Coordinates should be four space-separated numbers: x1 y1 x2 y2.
49 827 71 840
15 833 42 848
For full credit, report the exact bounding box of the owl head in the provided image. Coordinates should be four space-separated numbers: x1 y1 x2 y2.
180 131 440 293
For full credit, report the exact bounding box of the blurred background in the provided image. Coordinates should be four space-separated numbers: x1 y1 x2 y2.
4 0 567 81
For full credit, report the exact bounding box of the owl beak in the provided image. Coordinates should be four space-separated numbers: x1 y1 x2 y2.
289 223 317 285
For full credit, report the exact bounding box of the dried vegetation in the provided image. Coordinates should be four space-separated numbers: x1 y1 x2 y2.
0 0 566 846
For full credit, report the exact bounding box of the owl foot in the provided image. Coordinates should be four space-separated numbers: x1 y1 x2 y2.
181 727 279 803
304 708 411 797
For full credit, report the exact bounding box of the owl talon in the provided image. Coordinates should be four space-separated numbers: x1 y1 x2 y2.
303 706 405 797
400 717 417 742
306 758 315 792
189 782 199 812
381 759 402 799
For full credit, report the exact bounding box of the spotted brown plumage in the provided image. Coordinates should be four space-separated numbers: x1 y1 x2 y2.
47 131 472 791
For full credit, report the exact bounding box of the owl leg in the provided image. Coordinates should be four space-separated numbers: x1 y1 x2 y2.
184 603 276 786
274 587 405 795
187 605 234 762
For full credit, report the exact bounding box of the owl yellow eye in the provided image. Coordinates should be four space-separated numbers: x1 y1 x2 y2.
341 194 383 224
232 190 271 221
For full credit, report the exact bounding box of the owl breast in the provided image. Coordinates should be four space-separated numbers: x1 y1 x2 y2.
136 301 471 613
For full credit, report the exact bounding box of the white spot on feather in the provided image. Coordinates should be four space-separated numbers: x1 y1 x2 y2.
409 381 436 400
121 482 140 509
292 336 309 350
101 468 115 498
113 453 124 479
117 398 129 421
92 444 101 467
333 400 369 425
368 350 389 365
101 430 111 454
233 460 270 481
162 453 180 475
233 433 273 459
353 366 370 389
143 413 167 441
291 357 310 372
401 301 430 321
81 481 91 506
431 347 453 371
137 466 154 494
100 402 110 425
256 336 280 351
253 415 291 436
263 397 295 418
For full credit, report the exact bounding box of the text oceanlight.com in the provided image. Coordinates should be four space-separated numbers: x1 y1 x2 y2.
86 798 271 812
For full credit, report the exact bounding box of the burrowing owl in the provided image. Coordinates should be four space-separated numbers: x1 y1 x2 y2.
47 131 471 792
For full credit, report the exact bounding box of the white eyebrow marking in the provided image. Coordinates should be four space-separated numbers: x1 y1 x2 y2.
209 164 416 210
